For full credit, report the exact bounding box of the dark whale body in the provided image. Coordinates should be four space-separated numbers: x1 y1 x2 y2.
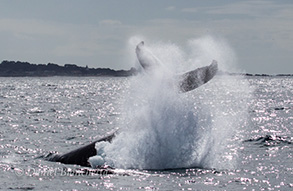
46 41 218 168
46 133 115 167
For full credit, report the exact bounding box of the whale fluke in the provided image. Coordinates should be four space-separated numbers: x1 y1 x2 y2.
46 132 115 167
179 60 218 92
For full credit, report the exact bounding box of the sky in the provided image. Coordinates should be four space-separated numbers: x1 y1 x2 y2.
0 0 292 74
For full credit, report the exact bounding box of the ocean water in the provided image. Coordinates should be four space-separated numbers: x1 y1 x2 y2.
0 75 292 190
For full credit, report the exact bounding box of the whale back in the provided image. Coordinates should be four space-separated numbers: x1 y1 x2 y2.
46 132 115 167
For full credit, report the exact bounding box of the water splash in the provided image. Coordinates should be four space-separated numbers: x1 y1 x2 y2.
90 35 251 170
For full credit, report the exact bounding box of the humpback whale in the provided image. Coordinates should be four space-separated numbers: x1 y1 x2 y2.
46 132 115 167
46 41 218 167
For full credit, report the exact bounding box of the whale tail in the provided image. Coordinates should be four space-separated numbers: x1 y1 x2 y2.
179 60 218 92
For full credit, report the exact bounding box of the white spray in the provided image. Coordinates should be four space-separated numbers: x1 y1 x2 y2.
89 35 251 170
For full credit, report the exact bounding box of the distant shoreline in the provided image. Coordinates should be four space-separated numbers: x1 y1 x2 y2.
217 71 293 77
0 60 292 77
0 60 137 77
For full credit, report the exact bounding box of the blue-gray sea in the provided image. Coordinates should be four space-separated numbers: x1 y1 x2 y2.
0 76 292 190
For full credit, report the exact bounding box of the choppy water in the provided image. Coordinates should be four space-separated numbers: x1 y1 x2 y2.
0 76 292 190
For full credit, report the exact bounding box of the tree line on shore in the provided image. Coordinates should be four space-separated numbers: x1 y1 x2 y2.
0 60 292 77
0 60 137 77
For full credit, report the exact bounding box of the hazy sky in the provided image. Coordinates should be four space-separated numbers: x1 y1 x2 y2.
0 0 292 74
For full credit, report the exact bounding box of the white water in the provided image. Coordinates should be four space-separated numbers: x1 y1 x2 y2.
89 36 251 170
